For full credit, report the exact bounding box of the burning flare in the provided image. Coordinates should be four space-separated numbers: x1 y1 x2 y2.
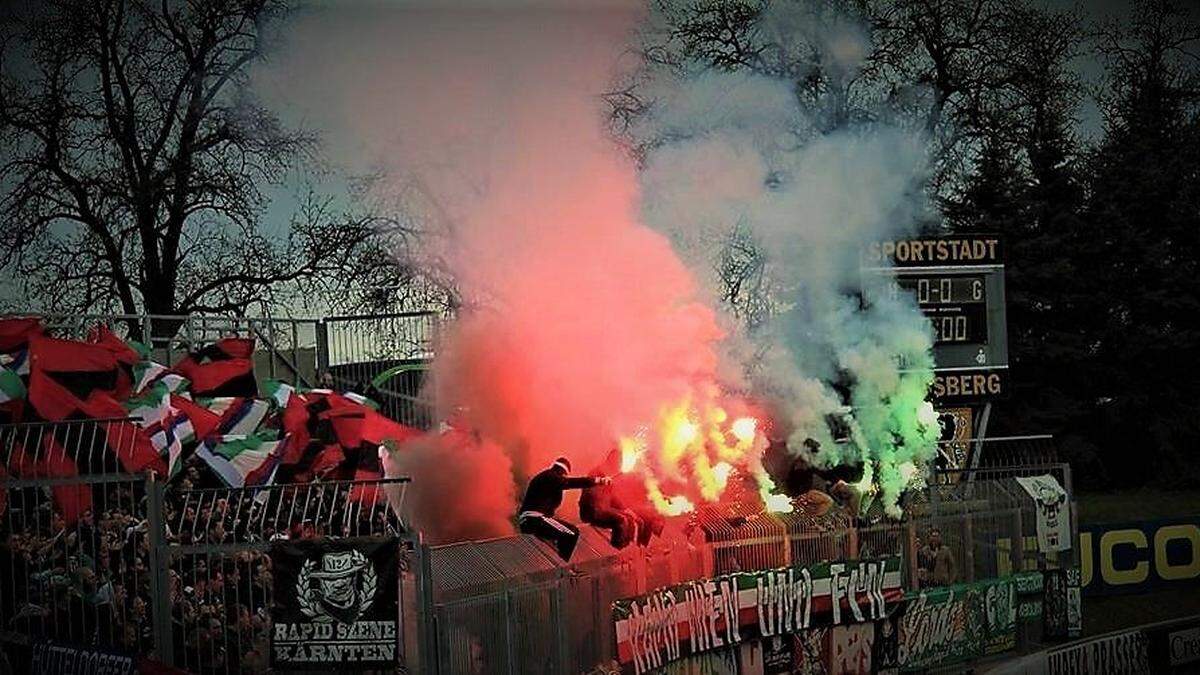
616 388 791 515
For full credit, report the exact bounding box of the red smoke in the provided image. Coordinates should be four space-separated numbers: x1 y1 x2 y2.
383 429 516 545
370 9 726 480
262 4 726 536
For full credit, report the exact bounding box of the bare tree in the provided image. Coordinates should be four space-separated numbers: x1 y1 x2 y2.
0 0 413 330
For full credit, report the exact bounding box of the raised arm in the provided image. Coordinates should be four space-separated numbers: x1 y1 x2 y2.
562 475 608 489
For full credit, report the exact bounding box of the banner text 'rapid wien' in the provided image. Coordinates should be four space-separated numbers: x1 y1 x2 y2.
612 558 902 675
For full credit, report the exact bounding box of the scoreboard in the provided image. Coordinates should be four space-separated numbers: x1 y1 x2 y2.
886 274 988 345
862 234 1008 406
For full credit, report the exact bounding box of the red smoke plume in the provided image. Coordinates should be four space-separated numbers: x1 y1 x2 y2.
261 4 727 536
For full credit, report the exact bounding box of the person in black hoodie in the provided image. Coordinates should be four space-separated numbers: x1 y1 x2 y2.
517 456 609 560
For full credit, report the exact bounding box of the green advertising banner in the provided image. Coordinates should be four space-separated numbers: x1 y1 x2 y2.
897 577 1017 672
612 558 903 675
1014 571 1045 623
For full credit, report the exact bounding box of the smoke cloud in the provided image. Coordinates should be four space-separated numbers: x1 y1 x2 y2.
382 431 516 545
259 0 940 531
631 9 939 516
258 2 727 533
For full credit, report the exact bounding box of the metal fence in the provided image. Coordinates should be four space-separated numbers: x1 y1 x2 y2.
2 416 1076 674
161 479 413 674
420 468 1073 675
322 313 441 430
19 313 324 389
0 417 421 674
962 434 1059 468
8 311 445 427
0 419 168 662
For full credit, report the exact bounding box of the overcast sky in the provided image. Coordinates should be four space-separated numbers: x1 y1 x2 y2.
3 0 1198 314
251 0 1168 242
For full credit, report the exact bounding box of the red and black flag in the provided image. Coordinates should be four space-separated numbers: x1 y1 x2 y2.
8 435 93 524
28 334 121 421
87 324 140 399
172 337 258 398
0 317 43 353
80 392 168 475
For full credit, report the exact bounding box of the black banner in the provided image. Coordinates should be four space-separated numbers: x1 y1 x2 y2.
24 641 136 675
270 537 400 670
1042 568 1083 641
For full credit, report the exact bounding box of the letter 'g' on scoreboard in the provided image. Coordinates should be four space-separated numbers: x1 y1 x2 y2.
862 234 1009 405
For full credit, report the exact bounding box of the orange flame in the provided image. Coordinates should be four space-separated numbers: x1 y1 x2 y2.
616 388 781 516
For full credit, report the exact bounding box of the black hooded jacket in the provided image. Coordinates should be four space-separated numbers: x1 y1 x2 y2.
518 466 602 517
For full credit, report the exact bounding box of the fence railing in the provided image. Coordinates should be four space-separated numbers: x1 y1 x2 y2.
10 311 444 428
2 472 163 657
2 415 1073 674
951 434 1059 468
322 312 441 430
160 479 413 674
419 464 1074 675
19 313 325 389
0 417 143 476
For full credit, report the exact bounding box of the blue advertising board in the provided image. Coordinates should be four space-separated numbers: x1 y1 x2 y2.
1078 517 1200 596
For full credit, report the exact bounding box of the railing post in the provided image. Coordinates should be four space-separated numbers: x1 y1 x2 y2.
146 475 175 666
410 539 439 675
554 575 569 673
266 315 278 379
905 517 919 590
140 314 152 352
1013 508 1025 574
504 591 517 675
316 319 331 375
965 511 976 582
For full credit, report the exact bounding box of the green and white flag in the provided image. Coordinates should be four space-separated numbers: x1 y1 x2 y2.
125 382 170 427
263 380 296 408
0 365 25 403
196 432 284 488
132 361 189 396
126 382 197 478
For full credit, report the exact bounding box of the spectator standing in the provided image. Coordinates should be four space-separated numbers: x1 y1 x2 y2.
917 529 957 587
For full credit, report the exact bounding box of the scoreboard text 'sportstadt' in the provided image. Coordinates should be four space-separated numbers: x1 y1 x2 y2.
863 234 1009 407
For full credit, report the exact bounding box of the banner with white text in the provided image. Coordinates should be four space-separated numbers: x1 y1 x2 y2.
270 537 400 670
612 557 903 675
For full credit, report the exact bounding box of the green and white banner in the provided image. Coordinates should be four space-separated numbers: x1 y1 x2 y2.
897 576 1018 671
